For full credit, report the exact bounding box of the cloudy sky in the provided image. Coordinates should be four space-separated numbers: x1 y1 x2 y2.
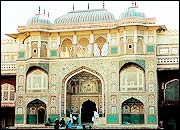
1 1 179 39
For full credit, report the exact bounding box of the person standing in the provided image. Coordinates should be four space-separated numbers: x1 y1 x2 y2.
54 118 59 129
45 118 51 126
82 125 86 129
60 118 66 127
67 120 73 129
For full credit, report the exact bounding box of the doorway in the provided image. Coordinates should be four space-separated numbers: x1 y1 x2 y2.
81 100 96 123
27 99 46 124
38 108 45 124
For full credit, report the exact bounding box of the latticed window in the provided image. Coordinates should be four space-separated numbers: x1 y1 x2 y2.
1 83 15 101
40 42 47 57
26 68 48 91
137 37 143 54
120 64 145 92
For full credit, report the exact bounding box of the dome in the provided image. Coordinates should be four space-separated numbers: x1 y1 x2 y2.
120 7 146 19
27 14 51 25
54 9 115 25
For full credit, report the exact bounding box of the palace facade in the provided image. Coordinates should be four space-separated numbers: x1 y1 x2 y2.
1 3 179 129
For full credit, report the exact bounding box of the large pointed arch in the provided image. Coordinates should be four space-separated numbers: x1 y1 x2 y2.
61 66 105 117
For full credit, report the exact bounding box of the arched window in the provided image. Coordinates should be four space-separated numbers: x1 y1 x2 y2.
126 38 134 54
79 38 89 47
122 97 144 124
1 83 15 101
31 42 38 57
40 42 47 58
164 79 179 101
95 36 107 55
137 37 143 54
26 68 48 92
120 64 145 92
77 37 89 57
60 38 73 57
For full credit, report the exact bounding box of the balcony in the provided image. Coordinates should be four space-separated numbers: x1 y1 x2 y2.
157 56 179 70
1 62 16 75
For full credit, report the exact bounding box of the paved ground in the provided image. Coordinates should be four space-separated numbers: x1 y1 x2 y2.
7 123 157 129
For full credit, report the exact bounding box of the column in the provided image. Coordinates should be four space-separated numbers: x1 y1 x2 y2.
123 29 126 54
57 34 61 57
73 34 77 57
38 35 41 58
134 28 137 54
107 33 110 56
116 32 120 55
24 108 26 125
116 32 119 45
28 36 31 58
144 28 148 54
154 30 156 44
47 35 51 58
90 33 94 56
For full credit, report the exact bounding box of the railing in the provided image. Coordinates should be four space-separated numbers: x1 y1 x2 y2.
59 42 109 58
157 56 179 64
1 62 16 70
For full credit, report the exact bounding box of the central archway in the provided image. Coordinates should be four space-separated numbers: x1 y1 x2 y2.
81 100 96 123
62 66 105 121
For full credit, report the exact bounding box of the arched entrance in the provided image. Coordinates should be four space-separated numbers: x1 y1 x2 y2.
122 97 144 124
81 100 96 123
62 66 105 123
38 108 45 124
26 99 46 124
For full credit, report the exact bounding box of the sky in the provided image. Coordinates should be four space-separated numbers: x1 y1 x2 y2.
1 1 179 40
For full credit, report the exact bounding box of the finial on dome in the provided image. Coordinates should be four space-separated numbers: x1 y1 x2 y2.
73 3 74 11
103 1 105 9
131 1 138 8
88 3 89 10
132 2 134 7
48 11 49 18
135 2 138 8
44 9 45 15
39 6 40 14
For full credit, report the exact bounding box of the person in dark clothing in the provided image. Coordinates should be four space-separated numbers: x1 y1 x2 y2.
82 125 86 129
59 118 66 127
54 118 59 129
45 118 51 126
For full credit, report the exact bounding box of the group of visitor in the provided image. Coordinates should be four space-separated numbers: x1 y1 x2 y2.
53 118 68 129
45 115 93 129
